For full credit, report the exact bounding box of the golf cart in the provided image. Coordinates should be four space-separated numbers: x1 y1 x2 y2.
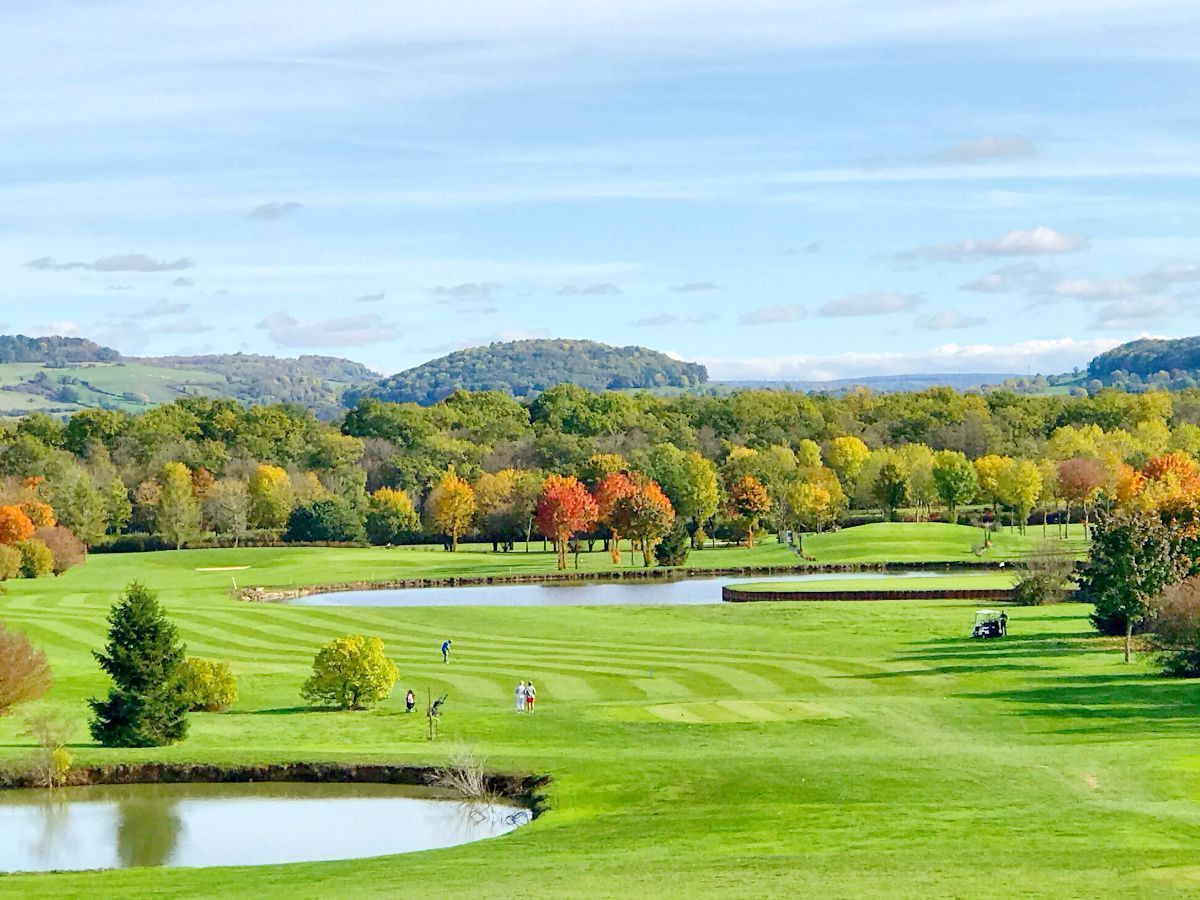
971 609 1007 639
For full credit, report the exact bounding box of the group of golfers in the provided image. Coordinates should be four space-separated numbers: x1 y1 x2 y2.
438 639 538 714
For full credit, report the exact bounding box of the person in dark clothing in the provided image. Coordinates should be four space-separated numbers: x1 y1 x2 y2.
405 689 416 713
999 612 1008 636
441 639 452 663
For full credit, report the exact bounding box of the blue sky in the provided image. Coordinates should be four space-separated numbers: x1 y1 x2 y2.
3 1 1200 379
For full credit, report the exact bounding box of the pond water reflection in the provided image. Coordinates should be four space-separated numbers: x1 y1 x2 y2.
0 782 529 873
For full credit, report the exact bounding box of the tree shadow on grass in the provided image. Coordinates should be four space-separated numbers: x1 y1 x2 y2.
851 662 1052 679
897 632 1106 663
226 706 323 716
964 674 1200 736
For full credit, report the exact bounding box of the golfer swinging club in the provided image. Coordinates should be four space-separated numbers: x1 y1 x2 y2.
441 639 452 663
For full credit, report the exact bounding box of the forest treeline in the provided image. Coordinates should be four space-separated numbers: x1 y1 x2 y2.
0 383 1198 568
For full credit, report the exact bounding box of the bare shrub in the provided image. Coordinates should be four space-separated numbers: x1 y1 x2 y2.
21 710 74 787
34 526 87 575
1150 577 1200 677
1012 542 1075 606
430 746 503 822
0 622 52 714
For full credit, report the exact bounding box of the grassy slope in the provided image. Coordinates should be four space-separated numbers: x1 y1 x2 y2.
800 521 1088 564
0 361 227 416
5 526 1200 897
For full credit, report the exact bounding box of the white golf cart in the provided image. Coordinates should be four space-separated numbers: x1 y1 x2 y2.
971 609 1007 639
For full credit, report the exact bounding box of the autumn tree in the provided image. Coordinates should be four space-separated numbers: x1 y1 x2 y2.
614 477 675 567
931 450 977 524
536 474 598 569
1058 457 1106 537
301 635 398 710
973 454 1012 519
204 479 250 545
783 481 833 553
826 435 870 491
0 622 52 715
425 468 477 551
726 475 771 547
997 459 1042 534
594 471 637 563
0 505 35 546
34 526 87 574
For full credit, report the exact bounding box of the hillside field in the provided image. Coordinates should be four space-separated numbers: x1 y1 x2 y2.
3 525 1199 898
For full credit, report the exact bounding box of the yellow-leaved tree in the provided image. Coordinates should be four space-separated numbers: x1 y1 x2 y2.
425 468 477 551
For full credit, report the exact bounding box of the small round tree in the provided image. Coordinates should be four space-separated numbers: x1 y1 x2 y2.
89 582 189 747
301 635 398 710
181 657 239 712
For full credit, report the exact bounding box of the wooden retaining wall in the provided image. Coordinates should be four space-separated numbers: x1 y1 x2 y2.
722 587 1018 603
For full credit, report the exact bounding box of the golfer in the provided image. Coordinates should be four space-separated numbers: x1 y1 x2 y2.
405 689 416 713
526 681 537 713
516 680 527 713
441 639 452 663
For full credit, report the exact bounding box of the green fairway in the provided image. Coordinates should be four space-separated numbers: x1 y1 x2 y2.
2 537 1198 898
800 521 1089 564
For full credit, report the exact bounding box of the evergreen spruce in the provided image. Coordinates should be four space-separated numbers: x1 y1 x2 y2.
89 581 189 747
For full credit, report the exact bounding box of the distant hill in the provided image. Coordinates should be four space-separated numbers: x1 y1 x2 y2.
0 338 378 419
356 339 709 406
1088 337 1200 381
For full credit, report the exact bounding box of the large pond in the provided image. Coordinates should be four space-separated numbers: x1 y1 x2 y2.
0 782 529 873
291 570 964 607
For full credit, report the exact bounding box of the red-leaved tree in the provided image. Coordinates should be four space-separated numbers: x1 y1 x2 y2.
536 475 598 570
0 505 36 546
1057 457 1106 537
614 477 675 567
727 476 771 547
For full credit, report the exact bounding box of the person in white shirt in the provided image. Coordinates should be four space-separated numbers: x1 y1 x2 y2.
525 682 537 713
515 680 527 713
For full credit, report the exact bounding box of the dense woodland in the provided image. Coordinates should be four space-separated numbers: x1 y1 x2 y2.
0 383 1197 573
356 339 710 405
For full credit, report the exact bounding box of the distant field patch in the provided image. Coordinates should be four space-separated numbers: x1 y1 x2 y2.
195 566 252 572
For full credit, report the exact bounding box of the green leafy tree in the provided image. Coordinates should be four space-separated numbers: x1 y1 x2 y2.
284 497 366 543
365 487 420 545
873 458 909 522
15 538 54 578
89 582 189 747
156 461 201 549
1076 509 1185 662
931 450 978 524
301 635 399 710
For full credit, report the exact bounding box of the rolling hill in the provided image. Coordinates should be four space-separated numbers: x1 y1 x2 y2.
354 339 709 405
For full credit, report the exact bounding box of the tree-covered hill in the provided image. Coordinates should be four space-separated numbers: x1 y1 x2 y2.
1089 337 1200 380
356 339 709 406
0 335 119 365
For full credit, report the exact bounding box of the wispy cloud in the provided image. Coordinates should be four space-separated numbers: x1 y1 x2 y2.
629 312 718 326
917 309 986 330
356 291 386 303
247 201 304 220
670 281 721 293
257 312 399 348
819 292 922 317
901 226 1086 261
738 304 807 326
935 135 1036 162
143 299 190 317
556 283 621 296
27 253 193 273
431 282 501 299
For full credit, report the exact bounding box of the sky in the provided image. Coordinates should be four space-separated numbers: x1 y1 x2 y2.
3 1 1200 380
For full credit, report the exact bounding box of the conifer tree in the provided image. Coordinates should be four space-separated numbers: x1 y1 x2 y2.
89 582 189 747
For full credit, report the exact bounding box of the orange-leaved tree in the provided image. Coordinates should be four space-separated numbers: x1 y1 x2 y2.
536 475 598 570
0 505 36 546
613 477 675 567
727 475 771 547
593 472 637 564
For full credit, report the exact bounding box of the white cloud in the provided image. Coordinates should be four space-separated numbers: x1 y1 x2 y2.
960 262 1056 294
257 312 399 348
698 336 1127 381
917 309 986 330
738 303 807 325
819 292 922 317
936 135 1036 162
670 281 721 293
902 226 1086 261
1090 297 1186 329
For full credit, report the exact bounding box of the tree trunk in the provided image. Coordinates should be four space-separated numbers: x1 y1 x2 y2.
1124 618 1133 664
610 533 622 565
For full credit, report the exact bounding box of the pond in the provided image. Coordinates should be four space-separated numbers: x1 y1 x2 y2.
0 782 530 873
290 570 968 607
